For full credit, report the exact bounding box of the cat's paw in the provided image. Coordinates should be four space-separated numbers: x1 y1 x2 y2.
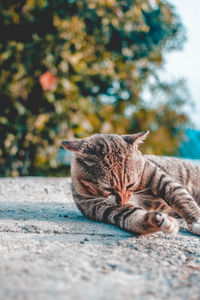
190 220 200 235
155 212 179 234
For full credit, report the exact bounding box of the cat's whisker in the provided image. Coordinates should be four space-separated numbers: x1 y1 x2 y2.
79 196 106 202
78 198 104 204
78 197 109 206
92 200 113 210
134 188 150 194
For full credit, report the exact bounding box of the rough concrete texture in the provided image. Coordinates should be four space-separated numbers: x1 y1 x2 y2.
0 177 200 300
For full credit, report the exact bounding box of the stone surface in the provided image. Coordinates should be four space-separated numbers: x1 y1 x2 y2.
0 177 200 300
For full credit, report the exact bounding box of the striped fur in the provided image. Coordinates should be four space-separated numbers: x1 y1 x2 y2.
62 131 200 235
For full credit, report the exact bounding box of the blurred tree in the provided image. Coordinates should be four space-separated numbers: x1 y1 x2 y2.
0 0 189 176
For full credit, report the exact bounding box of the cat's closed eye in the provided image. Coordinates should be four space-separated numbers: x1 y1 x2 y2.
104 185 135 193
127 183 135 190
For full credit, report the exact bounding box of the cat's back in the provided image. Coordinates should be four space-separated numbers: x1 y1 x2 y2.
144 154 200 187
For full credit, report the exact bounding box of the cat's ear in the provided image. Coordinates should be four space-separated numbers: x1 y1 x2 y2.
61 139 84 155
122 130 149 147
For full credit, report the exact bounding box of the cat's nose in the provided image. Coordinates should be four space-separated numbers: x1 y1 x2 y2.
116 192 130 205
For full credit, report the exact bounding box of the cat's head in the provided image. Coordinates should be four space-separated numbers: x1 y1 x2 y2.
62 131 149 205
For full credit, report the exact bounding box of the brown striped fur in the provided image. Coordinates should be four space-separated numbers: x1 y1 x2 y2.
62 131 200 235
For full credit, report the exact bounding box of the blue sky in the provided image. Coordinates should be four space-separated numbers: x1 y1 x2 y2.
164 0 200 128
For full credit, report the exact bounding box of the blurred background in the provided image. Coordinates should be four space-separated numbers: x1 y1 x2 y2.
0 0 200 177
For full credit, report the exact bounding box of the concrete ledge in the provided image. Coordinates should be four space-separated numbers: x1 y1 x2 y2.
0 177 200 300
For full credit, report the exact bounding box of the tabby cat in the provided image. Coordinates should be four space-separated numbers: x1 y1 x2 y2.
62 131 200 235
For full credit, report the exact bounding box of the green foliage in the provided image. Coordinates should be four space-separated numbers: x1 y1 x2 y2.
0 0 189 176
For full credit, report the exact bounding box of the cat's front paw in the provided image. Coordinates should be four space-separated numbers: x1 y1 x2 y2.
155 212 179 234
190 220 200 235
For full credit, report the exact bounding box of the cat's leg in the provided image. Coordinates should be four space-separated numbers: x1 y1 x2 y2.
131 194 172 214
143 161 200 235
72 190 179 235
93 202 179 235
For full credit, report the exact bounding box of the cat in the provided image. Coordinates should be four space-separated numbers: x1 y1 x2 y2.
62 131 200 236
